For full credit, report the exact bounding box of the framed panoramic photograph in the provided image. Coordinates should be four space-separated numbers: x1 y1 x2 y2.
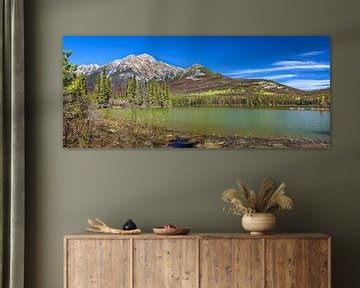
63 36 330 149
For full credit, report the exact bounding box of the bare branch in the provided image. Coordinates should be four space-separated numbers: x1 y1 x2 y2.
86 218 142 235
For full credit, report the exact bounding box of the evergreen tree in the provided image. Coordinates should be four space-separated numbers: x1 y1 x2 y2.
93 67 112 107
93 76 101 102
63 50 77 94
101 67 112 104
164 83 169 105
126 76 137 104
150 80 160 106
136 81 143 106
65 74 89 118
142 81 148 106
123 78 170 107
63 50 93 146
147 81 154 105
160 82 170 107
67 74 88 97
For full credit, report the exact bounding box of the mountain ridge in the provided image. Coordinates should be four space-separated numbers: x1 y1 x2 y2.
76 53 329 96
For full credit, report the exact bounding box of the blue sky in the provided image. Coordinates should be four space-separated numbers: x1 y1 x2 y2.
63 36 330 91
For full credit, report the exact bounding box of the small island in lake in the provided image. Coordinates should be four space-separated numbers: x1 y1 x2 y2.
63 36 330 149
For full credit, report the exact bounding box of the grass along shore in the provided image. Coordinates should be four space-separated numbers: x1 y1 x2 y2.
70 113 330 149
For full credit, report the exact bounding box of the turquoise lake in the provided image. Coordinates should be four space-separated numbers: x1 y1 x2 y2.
104 107 330 141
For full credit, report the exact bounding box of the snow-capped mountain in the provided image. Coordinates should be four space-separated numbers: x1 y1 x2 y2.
76 64 100 75
75 53 312 96
77 53 185 81
107 54 184 80
76 53 218 91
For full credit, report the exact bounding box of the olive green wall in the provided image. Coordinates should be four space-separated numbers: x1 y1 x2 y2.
25 0 360 287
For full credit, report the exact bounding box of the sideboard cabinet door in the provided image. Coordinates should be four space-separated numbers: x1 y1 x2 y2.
200 239 264 288
66 239 131 288
266 239 309 288
134 239 198 288
310 239 330 288
265 239 329 288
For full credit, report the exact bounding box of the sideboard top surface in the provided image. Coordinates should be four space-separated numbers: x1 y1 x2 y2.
64 232 330 240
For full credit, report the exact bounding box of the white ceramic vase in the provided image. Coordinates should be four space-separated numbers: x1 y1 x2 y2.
242 213 276 235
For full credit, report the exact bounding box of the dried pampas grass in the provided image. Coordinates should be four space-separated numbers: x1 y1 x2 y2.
222 179 294 216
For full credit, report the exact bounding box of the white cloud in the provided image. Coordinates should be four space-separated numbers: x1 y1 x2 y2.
260 74 297 80
297 51 323 57
282 79 330 91
226 60 330 77
273 60 318 66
